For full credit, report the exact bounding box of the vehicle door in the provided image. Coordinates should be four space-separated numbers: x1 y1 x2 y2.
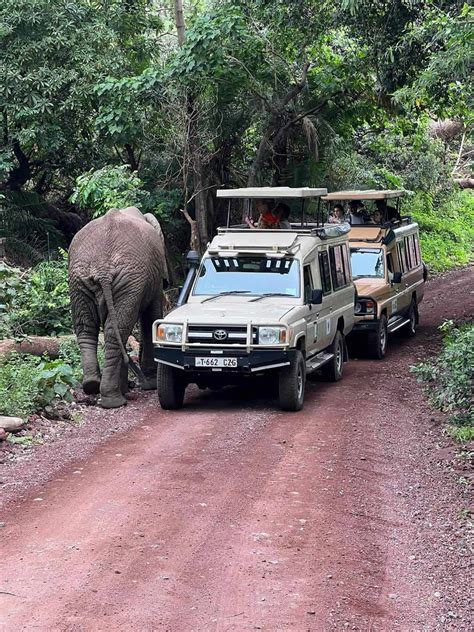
302 260 319 356
396 237 412 315
313 247 334 351
327 242 354 339
384 247 399 318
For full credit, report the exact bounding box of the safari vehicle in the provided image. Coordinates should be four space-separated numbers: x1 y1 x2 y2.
322 190 426 359
153 187 355 412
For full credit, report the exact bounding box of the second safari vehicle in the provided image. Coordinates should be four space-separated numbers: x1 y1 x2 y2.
323 189 426 359
153 187 355 411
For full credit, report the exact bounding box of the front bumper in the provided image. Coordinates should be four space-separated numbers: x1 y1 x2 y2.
154 346 290 373
352 317 378 332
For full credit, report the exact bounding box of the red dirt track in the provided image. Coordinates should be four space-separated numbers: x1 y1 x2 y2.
1 268 472 630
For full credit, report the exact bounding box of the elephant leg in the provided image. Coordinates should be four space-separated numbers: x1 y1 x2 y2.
139 296 163 390
77 326 101 395
70 287 101 394
99 319 130 409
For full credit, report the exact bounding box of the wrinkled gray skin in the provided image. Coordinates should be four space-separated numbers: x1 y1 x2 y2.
68 207 168 409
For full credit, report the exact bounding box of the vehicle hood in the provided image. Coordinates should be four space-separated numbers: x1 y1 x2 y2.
165 299 294 325
354 277 387 297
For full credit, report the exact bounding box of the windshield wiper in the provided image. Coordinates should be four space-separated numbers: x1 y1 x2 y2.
201 290 251 303
250 292 292 302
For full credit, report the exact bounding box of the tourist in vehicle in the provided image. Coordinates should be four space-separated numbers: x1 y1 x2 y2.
375 199 400 223
273 202 292 228
245 198 278 229
329 203 345 224
349 200 367 224
371 209 383 224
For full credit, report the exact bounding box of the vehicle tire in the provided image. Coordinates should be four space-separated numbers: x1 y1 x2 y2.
278 350 306 412
368 314 388 359
321 331 344 382
157 363 185 409
403 298 418 338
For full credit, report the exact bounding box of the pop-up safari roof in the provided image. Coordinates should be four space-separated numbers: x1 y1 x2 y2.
322 190 405 201
216 187 328 198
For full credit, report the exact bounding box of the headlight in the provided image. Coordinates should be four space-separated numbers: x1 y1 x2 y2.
258 326 287 345
157 323 183 343
355 300 376 315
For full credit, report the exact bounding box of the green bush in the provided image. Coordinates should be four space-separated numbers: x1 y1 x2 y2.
71 165 149 219
0 253 72 338
407 190 474 272
58 337 84 382
411 321 473 442
0 353 77 418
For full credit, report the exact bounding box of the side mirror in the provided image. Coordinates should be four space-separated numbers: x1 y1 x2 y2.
391 271 402 284
186 250 200 269
310 289 323 304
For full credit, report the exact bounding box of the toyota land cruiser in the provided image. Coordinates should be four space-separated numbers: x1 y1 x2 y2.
322 190 426 359
153 187 355 411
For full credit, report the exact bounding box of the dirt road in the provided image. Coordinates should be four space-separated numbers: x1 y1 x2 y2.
1 268 472 631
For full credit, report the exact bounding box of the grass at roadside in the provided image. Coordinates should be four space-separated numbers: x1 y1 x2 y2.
409 189 474 273
411 320 473 442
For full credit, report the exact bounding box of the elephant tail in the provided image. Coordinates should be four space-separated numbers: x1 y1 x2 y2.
97 276 129 368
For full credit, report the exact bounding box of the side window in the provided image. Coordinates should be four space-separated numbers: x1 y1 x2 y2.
414 235 421 265
319 251 332 294
342 244 351 281
397 241 406 273
404 236 413 270
303 265 313 303
409 235 418 266
329 245 347 290
386 252 394 274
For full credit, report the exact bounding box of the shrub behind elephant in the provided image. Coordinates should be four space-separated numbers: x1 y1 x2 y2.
68 207 168 408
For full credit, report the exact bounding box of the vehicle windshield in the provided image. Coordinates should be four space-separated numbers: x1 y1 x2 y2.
350 248 385 279
193 256 300 297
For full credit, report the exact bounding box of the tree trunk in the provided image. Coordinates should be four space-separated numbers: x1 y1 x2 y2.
175 1 209 251
174 0 185 45
0 336 76 358
6 139 31 190
272 132 288 185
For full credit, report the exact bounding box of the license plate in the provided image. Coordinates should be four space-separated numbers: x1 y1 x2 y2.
195 357 238 368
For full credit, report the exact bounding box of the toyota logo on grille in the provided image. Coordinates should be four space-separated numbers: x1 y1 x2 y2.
213 329 228 340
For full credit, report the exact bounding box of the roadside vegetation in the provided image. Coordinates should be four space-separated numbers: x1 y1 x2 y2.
412 321 474 442
0 259 80 426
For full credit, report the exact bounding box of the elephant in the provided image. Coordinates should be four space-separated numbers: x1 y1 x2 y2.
68 206 169 409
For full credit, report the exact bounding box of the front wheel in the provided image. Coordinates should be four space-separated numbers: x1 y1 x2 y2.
157 363 186 409
368 314 388 359
321 331 344 382
278 350 306 412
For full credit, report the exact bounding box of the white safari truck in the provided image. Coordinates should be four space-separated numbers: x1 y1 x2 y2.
153 187 355 411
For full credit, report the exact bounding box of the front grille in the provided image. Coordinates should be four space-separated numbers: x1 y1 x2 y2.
187 325 257 344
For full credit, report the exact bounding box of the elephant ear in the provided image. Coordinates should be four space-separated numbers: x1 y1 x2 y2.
144 213 170 286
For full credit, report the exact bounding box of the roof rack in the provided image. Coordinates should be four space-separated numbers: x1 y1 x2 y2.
218 222 350 238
